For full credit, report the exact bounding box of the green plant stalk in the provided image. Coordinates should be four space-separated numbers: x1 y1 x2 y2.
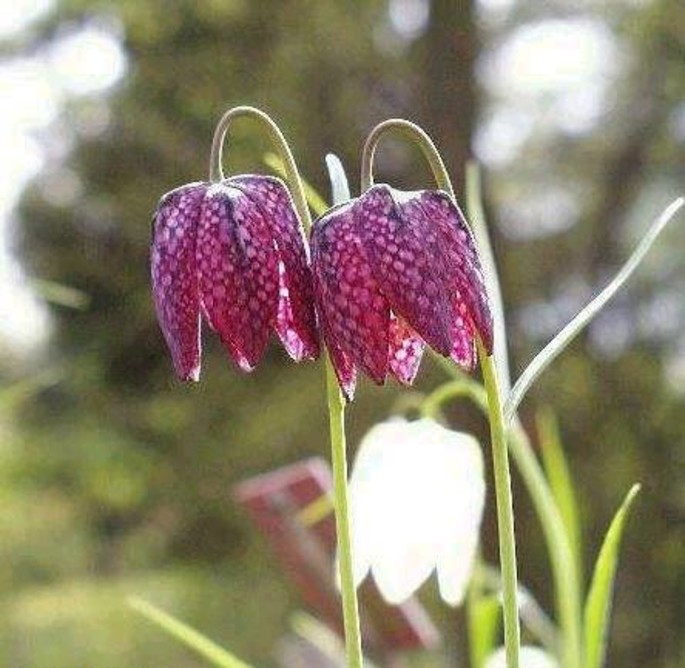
210 108 363 668
429 361 583 668
479 343 521 668
325 358 363 668
361 119 521 667
509 421 582 668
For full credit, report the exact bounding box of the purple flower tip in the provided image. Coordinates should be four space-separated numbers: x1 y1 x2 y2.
150 175 319 381
311 185 493 398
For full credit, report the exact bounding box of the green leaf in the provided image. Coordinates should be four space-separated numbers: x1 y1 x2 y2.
128 597 256 668
325 153 351 205
504 197 684 424
31 278 90 309
468 593 501 668
536 408 584 587
466 161 511 392
584 484 641 668
264 152 329 216
0 369 63 411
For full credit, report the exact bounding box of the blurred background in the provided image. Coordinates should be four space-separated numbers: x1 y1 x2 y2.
0 0 684 666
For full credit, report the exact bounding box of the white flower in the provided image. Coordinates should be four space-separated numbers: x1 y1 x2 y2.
486 646 559 668
347 417 485 606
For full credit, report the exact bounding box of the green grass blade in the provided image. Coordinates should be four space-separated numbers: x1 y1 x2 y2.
31 278 90 309
584 484 641 668
468 593 501 668
0 369 63 410
504 197 684 424
128 597 255 668
536 408 583 587
466 161 511 393
325 153 351 203
264 152 329 217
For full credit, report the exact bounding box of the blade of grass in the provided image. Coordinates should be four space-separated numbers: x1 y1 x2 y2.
584 484 641 668
468 593 501 668
264 152 329 217
536 407 584 587
505 197 684 424
466 161 511 393
32 278 90 309
128 597 255 668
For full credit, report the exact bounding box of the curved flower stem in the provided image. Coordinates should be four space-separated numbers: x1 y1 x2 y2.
210 107 363 668
479 342 520 668
429 360 583 668
208 106 310 231
361 118 520 668
421 378 488 419
360 118 454 195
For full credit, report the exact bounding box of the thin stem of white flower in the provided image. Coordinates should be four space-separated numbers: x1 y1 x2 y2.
421 378 488 419
479 341 521 668
428 358 583 668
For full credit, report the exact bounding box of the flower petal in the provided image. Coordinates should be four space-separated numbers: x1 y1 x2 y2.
388 315 425 385
315 276 358 400
418 191 494 354
196 183 279 370
311 203 390 390
150 183 206 381
230 175 320 361
355 184 454 356
486 646 559 668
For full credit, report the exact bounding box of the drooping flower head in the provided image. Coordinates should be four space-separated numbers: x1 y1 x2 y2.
346 418 486 606
151 175 319 380
311 183 492 399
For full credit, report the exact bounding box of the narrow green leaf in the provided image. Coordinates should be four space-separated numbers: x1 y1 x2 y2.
31 278 90 309
504 197 684 424
466 161 511 392
128 597 255 668
325 153 351 204
0 369 63 410
264 152 329 217
584 484 641 668
536 408 584 587
468 594 502 668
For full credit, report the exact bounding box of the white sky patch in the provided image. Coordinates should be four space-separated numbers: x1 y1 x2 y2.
0 18 127 358
0 0 54 37
473 107 534 167
47 25 127 95
481 18 620 96
388 0 430 41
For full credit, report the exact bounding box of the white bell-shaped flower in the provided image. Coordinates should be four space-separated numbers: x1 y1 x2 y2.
347 418 485 606
485 646 559 668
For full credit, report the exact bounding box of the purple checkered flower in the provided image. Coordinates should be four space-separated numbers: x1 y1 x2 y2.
311 184 493 400
151 176 319 381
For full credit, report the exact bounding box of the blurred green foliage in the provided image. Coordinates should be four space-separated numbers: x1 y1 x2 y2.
1 0 684 667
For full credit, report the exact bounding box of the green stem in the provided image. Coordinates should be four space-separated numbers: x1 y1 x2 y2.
361 119 521 667
429 359 583 668
325 358 363 668
421 378 487 419
324 154 364 668
209 107 363 668
479 343 520 668
360 118 453 195
207 106 310 226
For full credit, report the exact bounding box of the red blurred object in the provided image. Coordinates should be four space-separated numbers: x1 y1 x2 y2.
234 457 441 657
